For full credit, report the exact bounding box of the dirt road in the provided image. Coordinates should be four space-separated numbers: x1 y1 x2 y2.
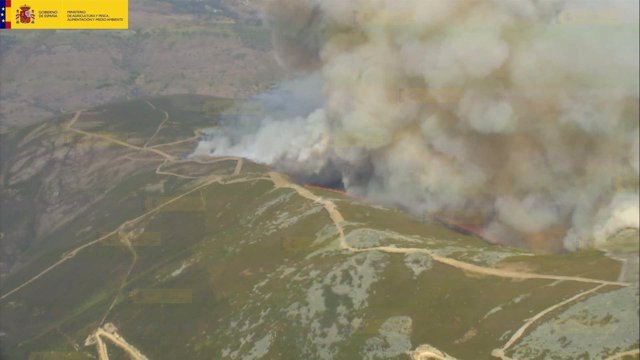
143 101 170 148
87 323 148 360
491 284 608 360
268 171 633 360
408 344 458 360
66 110 177 161
4 109 635 359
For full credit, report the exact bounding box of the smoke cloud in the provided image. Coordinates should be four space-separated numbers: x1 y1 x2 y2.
196 0 639 252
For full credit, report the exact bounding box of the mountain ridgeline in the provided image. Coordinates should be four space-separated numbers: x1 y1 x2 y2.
0 95 638 360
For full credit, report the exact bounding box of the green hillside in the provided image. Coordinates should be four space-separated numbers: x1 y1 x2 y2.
0 96 637 360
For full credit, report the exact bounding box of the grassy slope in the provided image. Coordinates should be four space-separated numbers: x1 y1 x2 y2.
0 96 637 360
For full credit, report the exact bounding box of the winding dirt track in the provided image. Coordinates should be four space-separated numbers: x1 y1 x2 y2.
99 231 138 325
268 171 634 360
606 349 640 360
357 246 627 286
94 335 109 360
408 344 458 360
87 324 148 360
66 110 177 161
1 109 244 302
143 101 169 148
149 130 200 149
0 172 225 301
269 172 346 248
2 108 635 359
491 283 608 360
269 172 628 287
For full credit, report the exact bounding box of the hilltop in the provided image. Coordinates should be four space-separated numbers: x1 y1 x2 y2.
0 95 638 360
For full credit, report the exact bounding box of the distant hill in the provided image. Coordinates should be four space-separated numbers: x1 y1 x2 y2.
0 0 283 131
0 96 637 360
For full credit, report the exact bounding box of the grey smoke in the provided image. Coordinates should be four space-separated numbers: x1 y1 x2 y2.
196 0 639 252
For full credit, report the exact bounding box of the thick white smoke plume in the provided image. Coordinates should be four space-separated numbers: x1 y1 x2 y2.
196 0 639 252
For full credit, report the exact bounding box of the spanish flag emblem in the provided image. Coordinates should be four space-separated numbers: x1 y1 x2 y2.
1 0 11 29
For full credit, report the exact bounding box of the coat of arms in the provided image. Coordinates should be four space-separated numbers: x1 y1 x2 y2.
16 4 35 24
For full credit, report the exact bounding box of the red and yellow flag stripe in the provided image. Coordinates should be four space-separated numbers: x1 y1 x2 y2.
1 0 11 29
